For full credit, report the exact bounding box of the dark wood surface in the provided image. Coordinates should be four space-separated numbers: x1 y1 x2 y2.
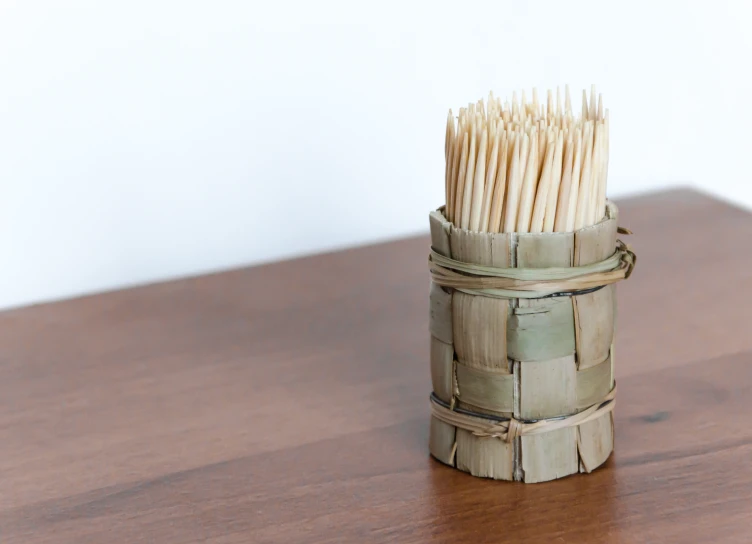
2 188 752 543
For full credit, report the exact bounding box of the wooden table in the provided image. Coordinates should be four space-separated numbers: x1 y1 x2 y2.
2 189 752 543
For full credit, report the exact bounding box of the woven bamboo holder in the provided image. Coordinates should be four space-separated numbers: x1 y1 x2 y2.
427 201 635 483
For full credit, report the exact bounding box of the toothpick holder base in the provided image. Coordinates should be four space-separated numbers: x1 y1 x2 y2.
428 201 632 483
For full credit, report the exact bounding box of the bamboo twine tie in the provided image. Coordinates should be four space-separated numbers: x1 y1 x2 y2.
429 239 635 298
430 386 617 443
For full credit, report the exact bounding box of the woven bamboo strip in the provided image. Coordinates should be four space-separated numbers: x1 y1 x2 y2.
428 209 456 465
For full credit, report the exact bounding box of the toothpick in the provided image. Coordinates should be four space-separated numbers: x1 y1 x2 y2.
469 128 488 231
518 128 530 177
448 123 462 222
589 84 596 121
445 111 456 218
531 135 556 233
503 133 525 233
543 130 564 232
445 110 453 158
554 131 575 232
516 131 538 233
479 125 501 231
565 127 583 231
486 119 494 171
460 122 477 229
538 125 549 177
547 90 553 122
574 121 594 229
489 131 508 233
593 119 609 223
565 84 572 114
454 132 469 226
507 129 516 166
582 90 589 120
500 130 516 228
588 123 602 225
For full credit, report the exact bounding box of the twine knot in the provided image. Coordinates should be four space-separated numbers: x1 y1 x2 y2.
505 418 523 442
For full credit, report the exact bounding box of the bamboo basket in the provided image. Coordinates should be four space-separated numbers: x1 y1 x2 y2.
427 200 635 483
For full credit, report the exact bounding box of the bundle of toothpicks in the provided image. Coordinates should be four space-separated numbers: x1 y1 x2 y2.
444 85 608 233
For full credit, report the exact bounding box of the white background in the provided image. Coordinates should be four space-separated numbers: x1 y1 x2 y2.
1 1 750 310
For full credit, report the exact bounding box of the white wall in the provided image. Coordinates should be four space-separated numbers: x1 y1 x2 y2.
1 1 750 309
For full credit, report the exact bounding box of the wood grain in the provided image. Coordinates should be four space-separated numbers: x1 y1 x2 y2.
2 188 752 543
